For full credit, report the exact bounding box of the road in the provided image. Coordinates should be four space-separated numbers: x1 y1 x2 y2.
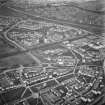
1 33 95 59
3 20 43 66
0 6 99 60
0 2 105 105
1 5 101 69
6 6 105 34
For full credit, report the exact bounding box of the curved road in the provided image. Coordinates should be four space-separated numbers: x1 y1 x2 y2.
3 20 43 66
6 6 105 34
